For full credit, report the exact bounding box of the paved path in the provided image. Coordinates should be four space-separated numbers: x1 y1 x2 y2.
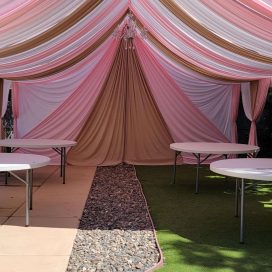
0 165 95 272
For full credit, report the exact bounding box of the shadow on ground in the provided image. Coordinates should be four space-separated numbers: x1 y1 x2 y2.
136 165 272 272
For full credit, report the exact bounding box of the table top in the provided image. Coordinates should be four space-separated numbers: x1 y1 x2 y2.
0 153 51 171
170 142 259 155
210 158 272 181
0 138 77 148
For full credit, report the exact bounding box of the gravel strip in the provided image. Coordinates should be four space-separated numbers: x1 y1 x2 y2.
66 164 161 272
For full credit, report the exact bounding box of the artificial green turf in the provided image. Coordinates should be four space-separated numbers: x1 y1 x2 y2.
135 165 272 272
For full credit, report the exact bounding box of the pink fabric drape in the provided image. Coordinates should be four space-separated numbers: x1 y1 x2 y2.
12 36 114 138
238 0 272 18
131 1 272 80
68 39 173 166
135 36 228 143
200 0 272 40
142 36 234 140
230 84 241 143
4 2 271 166
0 1 271 80
242 79 270 145
248 79 271 145
13 38 119 164
0 1 128 78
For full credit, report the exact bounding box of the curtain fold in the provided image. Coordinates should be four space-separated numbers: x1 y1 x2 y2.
248 79 271 145
142 35 234 140
160 0 271 63
134 36 229 143
0 0 102 58
124 40 173 164
68 39 173 166
0 1 128 79
13 38 119 164
68 40 127 166
12 36 115 138
230 84 241 143
242 79 270 145
5 16 125 80
0 79 3 139
200 0 272 40
0 1 271 82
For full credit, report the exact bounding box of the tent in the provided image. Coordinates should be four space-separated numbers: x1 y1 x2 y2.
0 0 271 165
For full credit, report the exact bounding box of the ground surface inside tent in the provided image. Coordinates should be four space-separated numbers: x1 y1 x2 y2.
1 163 272 271
0 165 95 272
136 165 272 272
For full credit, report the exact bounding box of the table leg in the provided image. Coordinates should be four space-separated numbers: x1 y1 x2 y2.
29 169 33 210
172 151 179 184
195 153 200 194
240 179 245 244
25 169 30 226
60 148 63 177
235 179 239 217
5 172 8 185
62 147 66 184
52 147 66 184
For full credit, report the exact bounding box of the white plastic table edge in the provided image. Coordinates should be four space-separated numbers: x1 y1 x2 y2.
170 142 260 193
170 142 260 154
0 139 77 148
0 153 50 226
0 139 77 184
210 158 272 243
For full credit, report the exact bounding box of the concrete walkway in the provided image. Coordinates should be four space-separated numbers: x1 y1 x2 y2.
0 165 96 272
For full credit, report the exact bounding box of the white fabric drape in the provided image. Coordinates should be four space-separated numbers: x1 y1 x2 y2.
242 79 270 145
0 0 128 78
144 38 234 140
174 0 272 56
241 82 252 121
13 37 114 138
0 1 85 48
12 38 120 163
131 0 272 79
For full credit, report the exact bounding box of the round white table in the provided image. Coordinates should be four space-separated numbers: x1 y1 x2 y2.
170 142 260 193
0 139 76 184
210 158 272 243
0 153 50 226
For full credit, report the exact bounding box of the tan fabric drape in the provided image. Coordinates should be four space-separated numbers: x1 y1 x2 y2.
160 0 272 64
68 39 173 166
124 39 173 164
148 33 243 82
68 40 127 166
6 14 127 81
0 0 102 58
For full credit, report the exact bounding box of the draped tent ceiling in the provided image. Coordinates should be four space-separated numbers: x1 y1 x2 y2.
0 0 271 165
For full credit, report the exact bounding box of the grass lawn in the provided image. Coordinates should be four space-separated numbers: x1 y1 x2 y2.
136 165 272 272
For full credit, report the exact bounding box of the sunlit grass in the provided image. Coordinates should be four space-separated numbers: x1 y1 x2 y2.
217 249 246 259
205 175 226 179
136 165 272 272
259 200 272 208
246 183 272 196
